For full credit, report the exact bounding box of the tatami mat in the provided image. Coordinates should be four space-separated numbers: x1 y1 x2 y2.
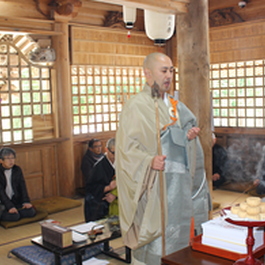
0 190 251 265
0 198 125 265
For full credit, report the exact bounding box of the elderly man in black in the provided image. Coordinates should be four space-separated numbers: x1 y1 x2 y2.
84 138 117 222
81 139 104 189
0 147 36 221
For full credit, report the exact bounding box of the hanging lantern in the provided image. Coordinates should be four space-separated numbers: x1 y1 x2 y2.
144 10 175 46
122 6 137 29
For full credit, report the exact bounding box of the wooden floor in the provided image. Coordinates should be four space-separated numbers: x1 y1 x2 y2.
0 189 251 265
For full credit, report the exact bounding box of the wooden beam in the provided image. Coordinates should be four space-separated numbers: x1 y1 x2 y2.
177 0 212 215
0 16 59 35
82 1 122 11
0 16 54 24
0 26 63 36
52 22 75 197
89 0 189 14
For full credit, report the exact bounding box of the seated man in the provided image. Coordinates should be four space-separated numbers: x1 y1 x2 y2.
212 133 228 188
81 138 104 188
84 138 117 222
0 147 36 221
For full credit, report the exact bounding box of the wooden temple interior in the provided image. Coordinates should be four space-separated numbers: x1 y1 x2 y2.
0 0 265 202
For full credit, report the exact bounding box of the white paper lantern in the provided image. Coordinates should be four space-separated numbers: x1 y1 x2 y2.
123 6 137 29
144 10 175 45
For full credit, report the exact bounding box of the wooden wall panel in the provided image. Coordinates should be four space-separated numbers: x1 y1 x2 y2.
210 19 265 63
15 149 44 200
10 142 60 201
71 26 163 66
33 114 55 141
16 150 42 175
41 146 58 198
26 176 44 200
74 143 85 190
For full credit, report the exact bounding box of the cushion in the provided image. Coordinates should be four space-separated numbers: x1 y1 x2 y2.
32 196 82 214
9 243 103 265
219 181 251 193
0 209 48 229
248 189 265 198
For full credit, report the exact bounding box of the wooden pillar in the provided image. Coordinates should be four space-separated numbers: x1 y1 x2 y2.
176 0 213 195
52 21 75 197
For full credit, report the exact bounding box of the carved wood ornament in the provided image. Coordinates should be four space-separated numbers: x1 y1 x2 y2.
209 8 244 27
34 0 82 19
103 11 140 30
103 11 124 29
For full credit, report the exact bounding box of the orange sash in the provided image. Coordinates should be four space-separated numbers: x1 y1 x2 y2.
162 95 178 131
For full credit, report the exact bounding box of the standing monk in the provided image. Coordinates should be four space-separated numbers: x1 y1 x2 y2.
115 52 210 265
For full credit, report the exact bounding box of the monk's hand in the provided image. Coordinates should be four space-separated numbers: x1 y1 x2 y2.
187 127 200 140
22 203 33 209
151 155 166 171
9 207 18 214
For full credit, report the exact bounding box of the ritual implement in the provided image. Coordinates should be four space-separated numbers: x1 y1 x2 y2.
151 81 166 257
229 183 256 206
212 182 256 217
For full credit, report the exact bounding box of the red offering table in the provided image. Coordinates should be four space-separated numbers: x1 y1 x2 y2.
220 207 265 265
191 206 265 265
161 246 265 265
163 207 265 265
223 217 265 265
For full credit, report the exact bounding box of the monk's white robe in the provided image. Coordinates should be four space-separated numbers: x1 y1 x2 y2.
189 137 211 235
115 84 210 265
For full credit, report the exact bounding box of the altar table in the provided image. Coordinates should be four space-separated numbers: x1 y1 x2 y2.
161 246 264 265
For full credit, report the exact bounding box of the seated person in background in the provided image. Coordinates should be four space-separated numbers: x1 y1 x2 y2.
253 145 265 194
84 138 117 222
81 138 104 187
212 133 228 188
0 147 36 221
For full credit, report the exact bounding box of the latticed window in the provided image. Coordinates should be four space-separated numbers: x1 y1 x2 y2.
174 60 265 128
0 36 53 144
71 65 145 135
210 60 265 128
70 61 265 134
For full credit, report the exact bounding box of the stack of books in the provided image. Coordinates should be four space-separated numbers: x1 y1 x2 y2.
201 217 264 254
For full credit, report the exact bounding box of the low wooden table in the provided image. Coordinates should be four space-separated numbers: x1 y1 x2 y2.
32 222 131 265
161 246 265 265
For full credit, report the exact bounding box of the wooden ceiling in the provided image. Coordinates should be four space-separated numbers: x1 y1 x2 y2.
77 0 265 27
87 0 189 14
0 0 265 33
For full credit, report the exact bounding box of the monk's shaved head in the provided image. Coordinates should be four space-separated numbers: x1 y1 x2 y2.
143 52 168 71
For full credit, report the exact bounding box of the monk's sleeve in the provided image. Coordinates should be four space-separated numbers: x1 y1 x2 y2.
115 95 166 249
